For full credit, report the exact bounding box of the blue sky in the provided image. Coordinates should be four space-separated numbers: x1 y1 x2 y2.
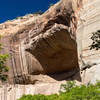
0 0 59 23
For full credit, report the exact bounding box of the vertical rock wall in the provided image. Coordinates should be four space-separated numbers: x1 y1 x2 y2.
0 0 100 99
77 0 100 84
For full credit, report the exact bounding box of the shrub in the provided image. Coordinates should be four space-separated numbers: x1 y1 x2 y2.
32 10 43 15
18 81 100 100
0 43 9 82
16 16 21 19
48 3 54 8
90 30 100 50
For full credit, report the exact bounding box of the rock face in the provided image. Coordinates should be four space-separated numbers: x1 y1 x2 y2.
25 24 78 74
0 0 100 99
0 82 66 100
77 0 100 84
0 0 82 84
24 0 82 75
0 0 100 88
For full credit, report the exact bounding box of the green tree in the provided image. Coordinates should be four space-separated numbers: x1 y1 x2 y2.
18 81 100 100
0 43 9 82
90 30 100 50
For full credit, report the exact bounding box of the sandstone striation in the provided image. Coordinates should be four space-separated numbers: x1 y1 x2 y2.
0 0 82 84
77 0 100 84
0 0 100 98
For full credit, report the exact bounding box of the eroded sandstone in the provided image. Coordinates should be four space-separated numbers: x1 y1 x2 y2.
0 0 100 99
0 0 82 84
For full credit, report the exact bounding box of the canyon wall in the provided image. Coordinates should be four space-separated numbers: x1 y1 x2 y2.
0 0 82 84
0 0 100 99
77 0 100 84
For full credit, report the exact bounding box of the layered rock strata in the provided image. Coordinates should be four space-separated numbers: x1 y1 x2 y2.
0 0 100 85
0 0 82 84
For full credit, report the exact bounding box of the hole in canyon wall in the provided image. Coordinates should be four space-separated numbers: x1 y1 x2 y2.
25 26 81 82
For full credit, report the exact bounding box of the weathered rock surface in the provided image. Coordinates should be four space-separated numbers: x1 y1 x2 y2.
25 24 78 74
0 0 100 99
0 0 82 84
77 0 100 84
0 82 66 100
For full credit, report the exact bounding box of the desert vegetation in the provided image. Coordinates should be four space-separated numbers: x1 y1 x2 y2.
48 3 54 8
18 81 100 100
0 43 9 82
90 30 100 50
32 10 43 15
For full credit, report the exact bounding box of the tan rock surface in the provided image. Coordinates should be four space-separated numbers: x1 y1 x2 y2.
0 0 100 99
77 0 100 84
0 0 81 84
0 82 66 100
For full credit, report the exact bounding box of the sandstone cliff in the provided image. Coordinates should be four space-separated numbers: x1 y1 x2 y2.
0 0 100 99
0 0 82 84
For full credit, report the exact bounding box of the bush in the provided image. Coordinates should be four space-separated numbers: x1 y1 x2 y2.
48 3 54 8
18 81 100 100
90 30 100 50
0 43 9 82
32 10 43 15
